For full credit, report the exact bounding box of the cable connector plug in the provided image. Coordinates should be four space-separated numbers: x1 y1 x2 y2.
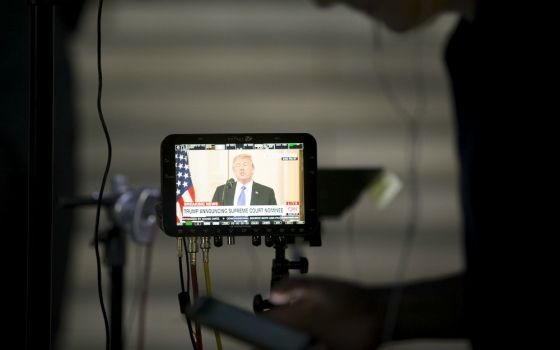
187 237 198 265
177 237 184 258
200 237 210 263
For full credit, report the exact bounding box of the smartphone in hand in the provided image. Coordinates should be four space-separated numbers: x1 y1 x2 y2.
187 296 315 350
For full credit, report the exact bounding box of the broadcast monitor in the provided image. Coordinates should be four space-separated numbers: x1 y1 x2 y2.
161 133 318 237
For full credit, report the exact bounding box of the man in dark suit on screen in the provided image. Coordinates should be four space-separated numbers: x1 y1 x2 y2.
212 154 277 206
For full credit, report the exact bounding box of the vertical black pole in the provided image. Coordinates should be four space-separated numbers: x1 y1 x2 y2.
27 1 54 349
107 226 126 350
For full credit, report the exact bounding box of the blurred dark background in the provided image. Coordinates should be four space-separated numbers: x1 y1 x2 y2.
52 0 465 349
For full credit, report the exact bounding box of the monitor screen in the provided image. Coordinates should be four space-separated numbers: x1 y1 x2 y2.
161 134 317 237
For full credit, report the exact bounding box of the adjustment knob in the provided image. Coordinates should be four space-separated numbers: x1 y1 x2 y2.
213 236 223 247
253 294 274 313
264 235 274 247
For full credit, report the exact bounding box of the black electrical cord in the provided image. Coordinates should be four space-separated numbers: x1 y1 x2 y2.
179 255 186 293
179 238 197 350
93 0 111 349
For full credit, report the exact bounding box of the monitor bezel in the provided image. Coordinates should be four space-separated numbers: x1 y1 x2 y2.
161 133 318 237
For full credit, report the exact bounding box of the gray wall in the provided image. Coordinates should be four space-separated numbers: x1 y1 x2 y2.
58 1 467 349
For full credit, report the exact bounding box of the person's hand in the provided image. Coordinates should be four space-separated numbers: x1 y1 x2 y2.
264 276 388 350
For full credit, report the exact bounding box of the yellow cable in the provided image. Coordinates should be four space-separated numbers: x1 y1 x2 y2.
203 261 212 294
203 260 223 350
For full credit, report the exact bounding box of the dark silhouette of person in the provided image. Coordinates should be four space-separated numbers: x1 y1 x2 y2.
265 0 544 349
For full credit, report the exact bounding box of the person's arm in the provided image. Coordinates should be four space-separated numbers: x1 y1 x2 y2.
315 0 478 32
265 273 465 349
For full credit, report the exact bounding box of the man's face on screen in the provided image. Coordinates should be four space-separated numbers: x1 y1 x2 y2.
233 156 254 184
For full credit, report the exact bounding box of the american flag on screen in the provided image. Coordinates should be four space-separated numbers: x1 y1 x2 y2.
175 145 196 223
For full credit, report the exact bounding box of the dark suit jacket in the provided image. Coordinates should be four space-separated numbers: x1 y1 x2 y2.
212 181 277 205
